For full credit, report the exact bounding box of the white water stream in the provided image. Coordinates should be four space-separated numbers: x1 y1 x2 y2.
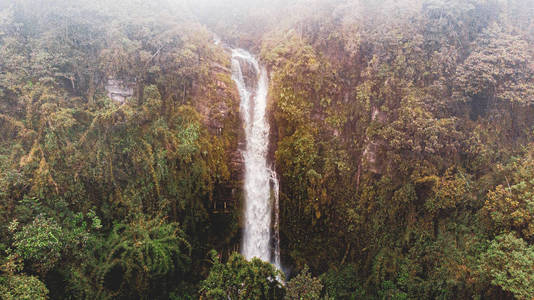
231 49 281 269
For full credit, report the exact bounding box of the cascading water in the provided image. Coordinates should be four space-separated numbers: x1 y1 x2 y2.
270 169 281 269
231 48 281 269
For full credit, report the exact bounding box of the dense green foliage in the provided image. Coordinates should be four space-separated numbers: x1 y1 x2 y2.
258 0 534 299
478 233 534 300
0 1 240 298
285 265 323 300
200 251 284 299
0 274 49 300
1 0 534 299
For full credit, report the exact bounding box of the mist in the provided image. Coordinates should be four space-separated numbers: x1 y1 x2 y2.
1 0 534 299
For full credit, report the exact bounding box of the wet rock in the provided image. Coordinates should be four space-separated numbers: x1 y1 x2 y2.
233 56 259 92
105 79 134 103
363 106 387 174
216 80 227 89
371 106 387 123
208 102 230 133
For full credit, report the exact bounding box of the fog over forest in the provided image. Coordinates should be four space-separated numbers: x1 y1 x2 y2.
1 0 534 299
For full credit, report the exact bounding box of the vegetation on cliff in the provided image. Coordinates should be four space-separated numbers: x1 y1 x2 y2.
1 0 534 299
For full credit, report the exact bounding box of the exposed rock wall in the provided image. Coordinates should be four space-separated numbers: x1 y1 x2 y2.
362 106 387 174
105 79 134 103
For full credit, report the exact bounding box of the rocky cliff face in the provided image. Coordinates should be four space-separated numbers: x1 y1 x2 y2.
233 55 259 92
192 48 245 215
105 79 135 103
362 106 387 174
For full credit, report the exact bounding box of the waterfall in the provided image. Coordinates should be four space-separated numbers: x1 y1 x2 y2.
270 169 281 269
231 48 281 269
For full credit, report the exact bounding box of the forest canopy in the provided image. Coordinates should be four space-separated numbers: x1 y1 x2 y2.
1 0 534 299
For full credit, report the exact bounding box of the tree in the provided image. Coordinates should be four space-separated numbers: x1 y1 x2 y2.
67 216 191 299
0 274 49 300
285 265 323 300
200 251 284 300
11 216 65 275
478 233 534 300
454 25 534 119
483 154 534 240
